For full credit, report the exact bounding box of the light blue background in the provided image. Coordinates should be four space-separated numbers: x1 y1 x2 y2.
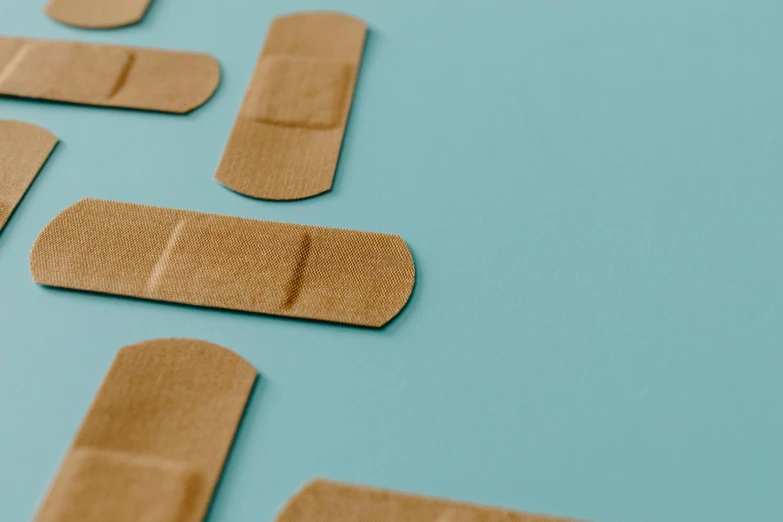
1 1 782 521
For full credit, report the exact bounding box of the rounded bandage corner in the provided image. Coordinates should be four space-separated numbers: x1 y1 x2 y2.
45 0 153 29
0 120 58 234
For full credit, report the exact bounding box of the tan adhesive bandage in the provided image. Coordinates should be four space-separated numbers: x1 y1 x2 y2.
33 338 257 522
278 480 585 522
46 0 153 29
215 12 367 200
31 198 415 327
0 120 57 236
0 37 219 113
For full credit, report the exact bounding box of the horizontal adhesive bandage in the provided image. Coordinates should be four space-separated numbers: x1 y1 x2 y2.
215 12 367 200
33 338 257 522
46 0 153 29
31 199 416 327
0 37 219 113
278 480 586 522
0 120 57 236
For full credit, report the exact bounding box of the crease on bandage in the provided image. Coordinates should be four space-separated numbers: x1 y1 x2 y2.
252 117 340 130
0 43 31 87
282 231 312 309
107 51 136 99
147 220 186 294
434 508 482 522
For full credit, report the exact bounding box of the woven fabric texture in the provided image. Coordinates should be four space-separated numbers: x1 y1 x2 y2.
31 198 415 327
